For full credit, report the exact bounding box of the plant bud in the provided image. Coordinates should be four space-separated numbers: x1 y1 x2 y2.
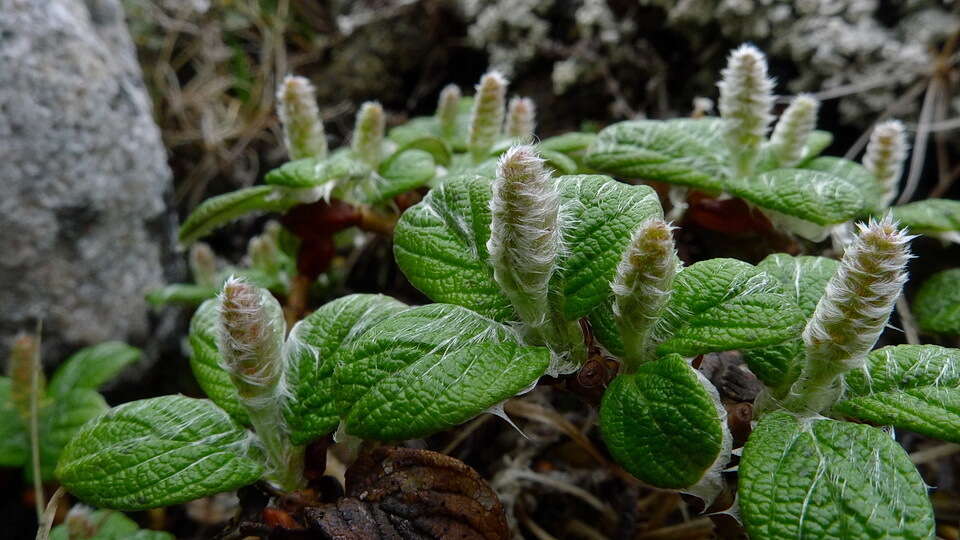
488 146 584 373
8 334 41 420
718 44 774 179
468 71 507 162
489 145 559 324
436 84 461 139
771 94 819 167
789 216 912 413
505 96 536 142
352 101 385 167
189 242 218 288
277 75 327 160
612 218 679 367
216 277 285 400
863 120 908 208
247 234 279 274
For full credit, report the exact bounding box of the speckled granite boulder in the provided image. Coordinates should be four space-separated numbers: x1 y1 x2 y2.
0 0 178 360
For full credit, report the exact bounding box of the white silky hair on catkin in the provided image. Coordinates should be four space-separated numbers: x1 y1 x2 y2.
863 120 908 208
803 216 912 373
436 84 462 135
277 75 327 160
189 242 218 287
352 101 385 166
216 276 286 400
770 93 819 167
505 96 536 141
488 145 561 326
718 44 774 175
468 71 508 159
612 218 679 361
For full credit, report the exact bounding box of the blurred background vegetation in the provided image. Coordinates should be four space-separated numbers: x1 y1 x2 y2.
123 0 960 222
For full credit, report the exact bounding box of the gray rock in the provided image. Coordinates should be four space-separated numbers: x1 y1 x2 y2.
0 0 179 362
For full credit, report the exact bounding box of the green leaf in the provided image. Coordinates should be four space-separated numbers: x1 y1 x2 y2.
284 294 408 444
50 509 174 540
49 342 141 398
393 174 515 320
540 149 578 174
913 269 960 334
756 130 834 171
0 378 27 467
599 354 726 490
373 149 436 203
538 132 597 155
37 389 108 481
892 199 960 234
585 119 728 192
146 284 218 307
386 136 452 166
742 339 803 390
389 98 474 152
656 259 804 357
553 175 662 320
188 300 249 424
727 169 866 226
740 411 935 540
755 254 839 317
834 345 960 443
334 304 549 440
802 156 882 213
265 154 369 189
344 341 549 440
394 173 661 323
588 299 624 358
57 396 262 510
178 186 300 246
743 255 838 388
388 117 439 146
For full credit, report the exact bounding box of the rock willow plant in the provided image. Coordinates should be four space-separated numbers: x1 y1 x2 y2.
585 43 960 243
53 138 960 538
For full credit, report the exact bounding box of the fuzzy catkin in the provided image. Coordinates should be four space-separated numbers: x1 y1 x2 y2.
217 278 303 490
788 217 912 413
7 334 40 420
277 75 327 160
436 84 461 139
718 44 774 179
217 277 285 400
189 242 218 288
770 94 819 167
352 101 385 167
489 145 559 325
488 146 584 373
863 120 908 208
468 71 508 162
505 96 536 142
612 218 679 368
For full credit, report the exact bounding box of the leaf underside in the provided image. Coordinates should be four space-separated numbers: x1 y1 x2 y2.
892 199 960 234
